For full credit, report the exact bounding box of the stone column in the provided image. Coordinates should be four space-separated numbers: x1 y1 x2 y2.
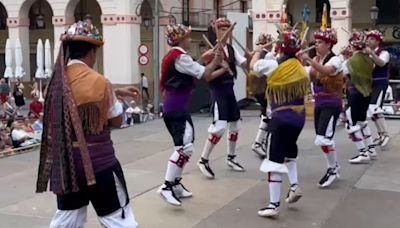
52 16 75 61
7 17 30 81
329 0 352 54
102 15 142 85
252 0 284 44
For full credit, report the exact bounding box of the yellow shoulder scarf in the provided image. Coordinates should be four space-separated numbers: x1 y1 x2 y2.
66 64 113 134
266 58 309 104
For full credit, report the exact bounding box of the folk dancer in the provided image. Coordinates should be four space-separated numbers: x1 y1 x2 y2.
198 18 248 179
36 21 139 227
344 31 377 164
250 29 309 218
158 24 226 206
365 30 390 147
299 28 344 188
249 33 275 159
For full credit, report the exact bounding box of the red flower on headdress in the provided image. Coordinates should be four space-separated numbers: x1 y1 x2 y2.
278 30 301 53
314 28 337 45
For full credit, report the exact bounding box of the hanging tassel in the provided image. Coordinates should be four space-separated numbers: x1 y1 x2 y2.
121 208 125 219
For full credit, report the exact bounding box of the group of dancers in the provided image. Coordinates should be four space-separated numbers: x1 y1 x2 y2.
35 17 391 227
158 18 391 218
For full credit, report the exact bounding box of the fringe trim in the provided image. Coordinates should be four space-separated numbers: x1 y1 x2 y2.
78 103 107 134
266 77 310 104
313 73 345 96
77 81 112 135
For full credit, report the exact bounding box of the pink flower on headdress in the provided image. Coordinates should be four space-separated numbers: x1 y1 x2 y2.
366 30 384 42
349 30 367 50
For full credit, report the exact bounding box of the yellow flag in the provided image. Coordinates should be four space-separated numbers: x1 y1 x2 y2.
300 21 308 40
320 3 327 30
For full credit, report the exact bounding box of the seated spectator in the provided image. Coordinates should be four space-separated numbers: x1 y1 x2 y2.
126 100 142 125
0 78 10 104
11 122 37 148
32 113 43 131
28 96 43 118
3 97 16 118
23 118 34 133
117 96 130 127
0 129 12 150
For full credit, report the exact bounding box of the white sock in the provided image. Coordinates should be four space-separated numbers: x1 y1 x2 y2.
201 134 220 159
323 147 337 168
165 150 183 182
227 131 238 156
285 160 298 185
255 118 268 144
364 136 374 149
268 172 282 204
350 131 366 152
372 119 382 135
361 124 375 149
376 117 389 136
254 129 267 145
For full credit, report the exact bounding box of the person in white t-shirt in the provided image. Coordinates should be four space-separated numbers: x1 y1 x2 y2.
11 122 36 147
141 73 150 99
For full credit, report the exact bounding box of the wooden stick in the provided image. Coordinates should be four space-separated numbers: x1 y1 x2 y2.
261 40 277 48
215 22 237 48
202 34 215 48
292 22 299 31
341 27 350 34
301 27 309 43
297 45 316 55
202 34 234 76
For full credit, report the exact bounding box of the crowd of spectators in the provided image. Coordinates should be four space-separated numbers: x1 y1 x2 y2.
0 79 43 153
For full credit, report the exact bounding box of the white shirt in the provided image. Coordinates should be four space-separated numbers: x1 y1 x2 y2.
173 47 205 79
342 60 350 75
223 45 247 66
374 48 390 65
264 52 276 60
141 76 149 88
12 129 29 141
67 59 123 119
304 55 343 76
323 56 342 75
67 59 86 66
252 59 279 78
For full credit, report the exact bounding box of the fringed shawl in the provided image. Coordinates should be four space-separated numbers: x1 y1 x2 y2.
66 64 113 134
310 53 345 96
266 58 309 104
248 70 267 96
347 52 374 97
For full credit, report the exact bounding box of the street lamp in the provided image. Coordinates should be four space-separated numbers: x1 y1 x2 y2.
35 0 45 29
143 17 153 29
36 14 45 29
370 6 379 27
